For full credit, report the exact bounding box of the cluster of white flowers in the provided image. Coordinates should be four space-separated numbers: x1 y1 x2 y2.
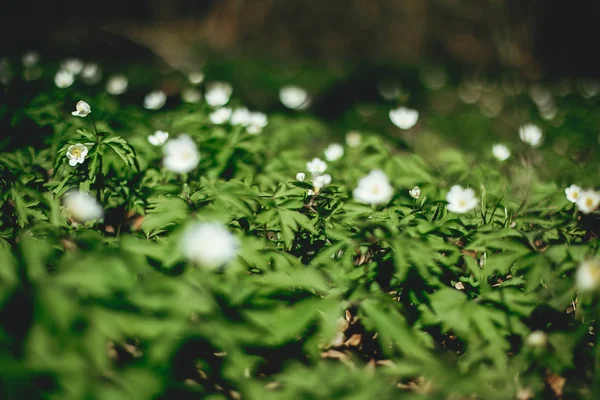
66 143 89 167
353 169 394 205
280 85 311 110
518 124 543 147
389 107 419 130
209 106 268 134
106 75 128 95
63 191 103 223
148 130 169 146
55 58 102 89
144 90 167 110
205 82 233 108
163 134 200 173
304 157 330 194
565 185 600 214
324 143 344 162
180 222 239 268
446 185 478 213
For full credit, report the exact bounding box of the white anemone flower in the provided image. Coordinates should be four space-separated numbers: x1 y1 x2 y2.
324 143 344 161
246 112 268 134
62 58 84 75
353 169 394 205
163 134 200 173
106 74 128 95
518 124 543 147
492 144 511 161
446 185 478 213
409 186 421 199
148 130 169 146
389 107 419 129
182 88 202 103
565 185 582 203
230 108 251 126
205 82 233 108
576 190 600 214
576 259 600 292
81 63 101 84
279 85 311 110
345 131 362 148
306 158 327 176
71 100 91 117
188 71 205 85
209 107 232 125
180 222 239 268
296 172 306 182
55 70 75 88
525 331 548 348
66 143 88 166
22 51 39 68
144 90 167 110
63 191 103 223
313 174 332 189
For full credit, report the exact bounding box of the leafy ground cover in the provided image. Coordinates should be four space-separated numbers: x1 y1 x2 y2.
1 55 600 399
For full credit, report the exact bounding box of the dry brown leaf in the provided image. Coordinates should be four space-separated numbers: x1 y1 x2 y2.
344 333 362 347
546 371 565 398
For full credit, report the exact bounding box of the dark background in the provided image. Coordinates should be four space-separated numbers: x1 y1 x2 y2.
2 0 600 78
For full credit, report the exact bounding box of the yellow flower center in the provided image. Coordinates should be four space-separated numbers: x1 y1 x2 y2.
572 192 579 199
371 185 380 194
586 197 594 208
70 148 82 157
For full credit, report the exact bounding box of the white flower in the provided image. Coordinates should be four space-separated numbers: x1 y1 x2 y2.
353 169 394 205
446 185 478 213
148 130 169 146
205 82 232 108
66 143 88 166
180 222 239 268
182 88 202 103
345 131 362 148
279 85 310 110
163 134 200 173
518 124 543 147
230 107 251 126
106 74 128 95
71 100 91 117
409 186 421 199
576 190 600 214
296 172 306 182
306 158 327 176
209 107 232 125
63 191 103 223
575 259 600 292
324 143 344 162
81 63 101 84
525 331 547 348
55 70 74 88
313 174 332 189
22 51 39 68
492 144 511 161
61 58 84 75
565 185 582 203
249 112 268 128
144 90 167 110
188 71 205 85
389 107 419 129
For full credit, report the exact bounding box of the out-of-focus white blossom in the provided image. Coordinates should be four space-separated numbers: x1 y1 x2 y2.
66 143 88 167
188 71 205 85
565 185 582 203
345 131 362 148
81 63 101 84
180 222 239 268
446 185 478 213
353 169 393 205
230 108 251 126
163 134 200 173
576 190 600 214
182 88 202 103
279 85 311 110
61 58 84 75
525 331 548 348
63 191 103 223
144 90 167 110
148 130 169 146
209 107 232 125
324 143 344 162
55 70 75 88
22 51 39 68
409 186 421 199
492 144 511 161
576 258 600 292
296 172 306 182
306 158 327 176
205 82 232 108
313 174 332 189
389 107 419 129
518 124 543 148
71 100 91 117
106 75 128 95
